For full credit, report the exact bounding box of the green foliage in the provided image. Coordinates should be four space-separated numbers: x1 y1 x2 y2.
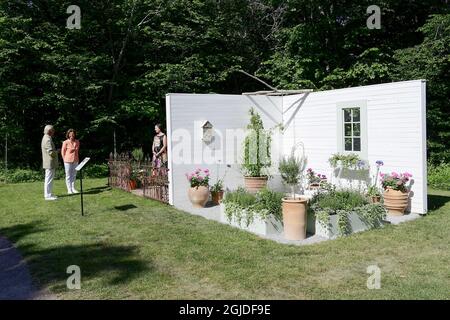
310 189 369 213
366 185 382 197
223 187 283 227
83 164 109 178
428 162 450 190
311 189 385 237
242 108 271 177
328 153 362 169
0 168 43 183
255 188 284 222
210 179 224 193
0 2 448 169
132 148 144 162
279 151 306 198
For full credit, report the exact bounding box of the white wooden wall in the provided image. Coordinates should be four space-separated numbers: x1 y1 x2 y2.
166 93 283 209
166 80 427 214
282 80 427 214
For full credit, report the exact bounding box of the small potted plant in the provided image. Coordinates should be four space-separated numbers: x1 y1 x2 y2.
367 160 384 203
306 168 326 189
186 168 210 208
279 151 308 240
210 179 224 205
242 108 271 193
380 171 413 216
129 169 138 190
367 185 382 203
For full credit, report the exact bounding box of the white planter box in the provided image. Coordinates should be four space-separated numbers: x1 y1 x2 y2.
306 211 383 239
219 204 283 236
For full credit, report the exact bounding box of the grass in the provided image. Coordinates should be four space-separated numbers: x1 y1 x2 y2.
0 178 449 299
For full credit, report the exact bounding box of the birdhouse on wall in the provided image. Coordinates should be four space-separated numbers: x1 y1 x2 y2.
201 121 214 143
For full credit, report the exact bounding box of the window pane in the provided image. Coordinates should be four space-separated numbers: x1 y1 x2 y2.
353 138 361 151
353 123 360 136
344 124 352 136
344 109 351 122
345 138 352 151
352 108 360 122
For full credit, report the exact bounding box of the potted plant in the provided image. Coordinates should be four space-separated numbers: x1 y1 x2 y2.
366 160 384 203
186 168 210 208
380 171 413 216
242 108 271 193
210 179 224 205
367 185 382 203
129 169 138 190
279 151 308 240
306 168 326 189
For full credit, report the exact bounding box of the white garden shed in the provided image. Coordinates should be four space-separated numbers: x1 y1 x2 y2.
165 80 427 221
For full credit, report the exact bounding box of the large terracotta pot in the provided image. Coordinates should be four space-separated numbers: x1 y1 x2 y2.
383 188 409 216
211 190 224 205
282 197 308 240
188 186 209 208
244 176 268 193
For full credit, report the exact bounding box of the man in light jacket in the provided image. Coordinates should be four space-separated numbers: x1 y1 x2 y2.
41 125 59 200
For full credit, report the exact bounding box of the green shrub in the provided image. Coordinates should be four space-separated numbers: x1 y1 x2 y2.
1 169 43 183
83 163 109 178
223 187 256 208
255 188 284 221
310 189 368 213
223 187 283 227
428 162 450 190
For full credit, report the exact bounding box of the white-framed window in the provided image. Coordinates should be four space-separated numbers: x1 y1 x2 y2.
337 101 367 158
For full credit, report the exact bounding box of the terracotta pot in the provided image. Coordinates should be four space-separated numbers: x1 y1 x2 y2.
383 188 409 216
188 186 209 208
129 180 137 190
244 176 268 193
282 197 308 240
211 190 224 205
370 196 381 203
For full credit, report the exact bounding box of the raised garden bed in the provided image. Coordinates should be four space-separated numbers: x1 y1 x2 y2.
307 209 385 239
219 204 282 236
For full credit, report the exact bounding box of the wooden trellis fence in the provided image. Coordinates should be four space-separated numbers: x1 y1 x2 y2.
107 153 169 203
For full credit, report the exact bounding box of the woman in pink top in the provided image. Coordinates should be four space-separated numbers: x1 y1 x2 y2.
61 129 80 194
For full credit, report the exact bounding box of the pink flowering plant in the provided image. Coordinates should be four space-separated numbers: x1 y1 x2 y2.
186 168 210 188
380 171 413 192
306 168 327 185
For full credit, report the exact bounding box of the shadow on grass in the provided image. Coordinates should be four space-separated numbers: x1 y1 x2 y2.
428 193 450 211
114 204 138 211
57 186 111 198
0 222 152 293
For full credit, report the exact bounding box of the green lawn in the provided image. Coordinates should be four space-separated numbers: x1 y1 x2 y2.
0 179 449 299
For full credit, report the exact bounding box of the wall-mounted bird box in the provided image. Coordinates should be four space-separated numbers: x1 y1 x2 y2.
201 121 214 143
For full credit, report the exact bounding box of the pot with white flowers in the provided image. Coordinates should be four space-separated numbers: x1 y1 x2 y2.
279 151 308 240
186 168 210 208
380 172 413 216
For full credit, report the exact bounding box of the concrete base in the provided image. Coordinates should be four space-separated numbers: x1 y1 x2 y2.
173 200 422 245
385 212 423 225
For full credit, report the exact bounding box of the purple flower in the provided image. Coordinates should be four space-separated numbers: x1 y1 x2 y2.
376 160 384 166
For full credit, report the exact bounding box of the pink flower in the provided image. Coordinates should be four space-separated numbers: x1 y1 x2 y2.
403 172 413 178
204 168 209 173
391 172 399 178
